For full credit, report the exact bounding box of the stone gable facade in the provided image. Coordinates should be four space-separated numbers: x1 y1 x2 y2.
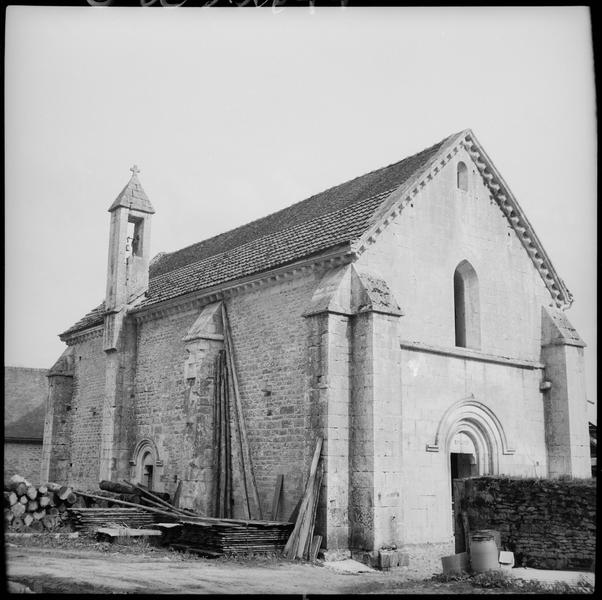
42 130 590 561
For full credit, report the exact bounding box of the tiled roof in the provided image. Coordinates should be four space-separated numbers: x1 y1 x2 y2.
61 303 106 337
61 133 455 337
4 403 45 441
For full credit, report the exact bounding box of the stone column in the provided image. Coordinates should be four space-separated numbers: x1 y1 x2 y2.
306 310 352 557
541 306 591 478
41 347 74 484
350 310 402 553
100 316 138 482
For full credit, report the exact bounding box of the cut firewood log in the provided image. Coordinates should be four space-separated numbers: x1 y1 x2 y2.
11 503 26 518
58 486 72 501
45 482 62 493
47 491 56 507
42 514 58 530
58 503 67 513
117 493 141 505
15 483 28 497
26 486 38 500
123 480 171 503
39 495 51 508
66 492 77 504
38 484 48 495
29 519 43 532
12 517 24 531
99 480 136 495
27 500 39 513
4 508 14 524
19 496 29 506
8 481 28 496
23 513 34 527
33 510 45 521
9 474 30 485
71 495 87 509
6 492 18 507
47 507 59 517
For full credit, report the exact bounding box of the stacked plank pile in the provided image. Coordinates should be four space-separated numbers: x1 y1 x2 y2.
283 438 324 561
68 507 159 532
4 475 82 533
172 518 294 556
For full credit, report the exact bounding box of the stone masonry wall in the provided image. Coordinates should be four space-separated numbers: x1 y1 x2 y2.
226 270 320 521
129 268 320 519
68 332 105 488
357 145 556 361
462 476 596 571
130 306 217 513
3 442 42 484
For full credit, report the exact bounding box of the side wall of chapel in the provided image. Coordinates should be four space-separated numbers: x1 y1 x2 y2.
121 268 323 519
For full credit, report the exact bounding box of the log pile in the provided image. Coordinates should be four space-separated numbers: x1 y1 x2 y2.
4 475 81 533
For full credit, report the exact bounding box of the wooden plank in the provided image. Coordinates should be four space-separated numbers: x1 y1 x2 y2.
303 462 323 559
170 543 221 557
283 437 323 559
222 302 262 520
96 527 162 538
270 475 284 521
310 535 322 561
173 481 182 509
74 491 179 519
124 480 193 517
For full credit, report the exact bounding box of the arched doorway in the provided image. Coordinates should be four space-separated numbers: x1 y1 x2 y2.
129 438 164 492
427 398 515 553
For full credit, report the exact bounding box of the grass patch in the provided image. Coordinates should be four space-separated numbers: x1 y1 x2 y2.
432 569 594 594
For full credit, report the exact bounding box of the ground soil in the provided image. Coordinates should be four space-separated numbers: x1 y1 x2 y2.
3 534 502 595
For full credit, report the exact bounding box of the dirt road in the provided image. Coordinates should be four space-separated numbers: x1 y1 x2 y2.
5 544 479 595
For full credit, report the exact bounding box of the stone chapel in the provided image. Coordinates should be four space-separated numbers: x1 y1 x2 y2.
42 129 591 561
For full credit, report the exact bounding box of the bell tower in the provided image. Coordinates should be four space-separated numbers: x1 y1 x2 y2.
104 165 155 350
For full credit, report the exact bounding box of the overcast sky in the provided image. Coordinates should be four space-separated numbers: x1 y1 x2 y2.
4 6 596 416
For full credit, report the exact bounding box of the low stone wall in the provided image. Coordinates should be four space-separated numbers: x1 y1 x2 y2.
460 477 596 571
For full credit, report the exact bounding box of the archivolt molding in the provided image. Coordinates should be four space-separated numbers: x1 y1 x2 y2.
353 129 572 310
426 396 516 460
129 437 163 468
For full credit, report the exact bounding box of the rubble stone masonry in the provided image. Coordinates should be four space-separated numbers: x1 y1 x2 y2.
462 476 596 571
